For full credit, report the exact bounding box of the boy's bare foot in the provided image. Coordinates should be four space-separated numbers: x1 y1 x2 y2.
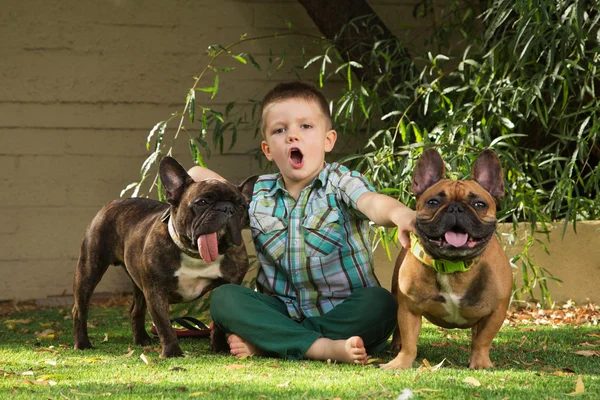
227 334 262 358
305 336 368 364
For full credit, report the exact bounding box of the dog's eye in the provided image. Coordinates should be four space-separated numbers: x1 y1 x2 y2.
473 201 487 208
426 198 441 207
196 199 208 206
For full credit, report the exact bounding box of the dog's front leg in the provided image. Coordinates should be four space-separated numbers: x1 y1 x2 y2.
380 297 422 370
144 289 183 358
130 285 152 346
469 300 508 369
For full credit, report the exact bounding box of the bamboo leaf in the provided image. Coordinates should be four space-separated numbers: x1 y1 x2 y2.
247 53 261 71
232 54 247 64
211 74 219 99
187 89 196 123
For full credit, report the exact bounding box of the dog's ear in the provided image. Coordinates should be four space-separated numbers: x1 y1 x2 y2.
238 175 259 205
411 148 446 198
159 157 192 205
472 150 504 201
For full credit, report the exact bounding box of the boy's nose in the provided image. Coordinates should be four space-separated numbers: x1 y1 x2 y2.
286 131 299 142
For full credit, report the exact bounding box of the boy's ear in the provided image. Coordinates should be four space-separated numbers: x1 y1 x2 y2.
261 140 273 161
324 129 337 153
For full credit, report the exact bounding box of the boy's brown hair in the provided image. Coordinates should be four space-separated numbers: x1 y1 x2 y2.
260 80 332 136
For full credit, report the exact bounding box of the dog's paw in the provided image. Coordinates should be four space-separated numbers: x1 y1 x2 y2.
161 344 184 358
73 340 94 350
133 332 153 346
468 355 493 369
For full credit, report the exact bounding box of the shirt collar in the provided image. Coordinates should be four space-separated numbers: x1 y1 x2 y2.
266 162 329 197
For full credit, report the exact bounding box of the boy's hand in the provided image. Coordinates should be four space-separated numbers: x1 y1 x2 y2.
392 208 416 250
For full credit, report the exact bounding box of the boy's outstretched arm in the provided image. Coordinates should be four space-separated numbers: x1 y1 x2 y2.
356 192 416 249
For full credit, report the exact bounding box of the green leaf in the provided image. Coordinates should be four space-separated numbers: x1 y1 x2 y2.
382 110 401 121
157 177 165 203
304 55 323 69
276 49 286 71
232 54 247 64
210 109 224 123
140 151 159 179
187 89 196 123
247 53 262 71
147 121 166 151
189 139 205 167
120 182 139 198
197 86 215 93
147 121 167 152
212 74 219 99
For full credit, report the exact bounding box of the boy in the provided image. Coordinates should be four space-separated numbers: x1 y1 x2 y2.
188 81 415 364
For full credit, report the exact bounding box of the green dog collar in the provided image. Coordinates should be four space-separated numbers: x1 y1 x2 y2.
410 232 476 274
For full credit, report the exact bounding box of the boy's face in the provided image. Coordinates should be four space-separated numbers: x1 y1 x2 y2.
261 98 336 192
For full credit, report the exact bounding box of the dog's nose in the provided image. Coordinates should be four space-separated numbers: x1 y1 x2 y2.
215 202 235 216
447 203 466 213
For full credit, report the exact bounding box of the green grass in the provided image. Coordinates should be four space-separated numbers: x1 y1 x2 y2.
1 304 598 399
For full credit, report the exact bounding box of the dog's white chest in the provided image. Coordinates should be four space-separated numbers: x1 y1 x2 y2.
436 274 468 325
175 253 223 302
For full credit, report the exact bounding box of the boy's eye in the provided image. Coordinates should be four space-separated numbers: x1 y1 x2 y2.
300 124 312 129
273 127 286 134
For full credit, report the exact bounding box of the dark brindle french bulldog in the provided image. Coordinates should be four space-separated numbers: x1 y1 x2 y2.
72 156 257 357
381 149 512 370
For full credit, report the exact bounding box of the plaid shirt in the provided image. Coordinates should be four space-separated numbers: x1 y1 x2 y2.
249 162 381 320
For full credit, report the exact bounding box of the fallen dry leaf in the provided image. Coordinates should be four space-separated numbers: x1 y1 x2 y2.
277 381 290 388
223 363 248 370
576 376 585 393
506 301 599 327
566 376 585 396
417 358 445 372
102 333 109 342
3 318 32 329
35 329 55 339
81 357 103 363
572 350 600 357
36 347 59 354
140 353 150 365
124 349 135 358
45 360 57 366
464 377 482 387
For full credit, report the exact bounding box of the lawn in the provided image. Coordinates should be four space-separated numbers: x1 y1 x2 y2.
0 298 598 399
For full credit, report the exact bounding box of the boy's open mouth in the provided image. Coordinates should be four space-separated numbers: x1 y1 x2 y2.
289 147 304 168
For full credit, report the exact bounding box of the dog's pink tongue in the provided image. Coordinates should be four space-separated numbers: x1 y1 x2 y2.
198 233 218 262
445 231 468 247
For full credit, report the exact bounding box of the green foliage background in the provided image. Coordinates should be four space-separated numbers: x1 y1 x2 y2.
124 0 600 307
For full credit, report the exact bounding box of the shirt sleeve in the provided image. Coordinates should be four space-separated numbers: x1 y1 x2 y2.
330 163 376 220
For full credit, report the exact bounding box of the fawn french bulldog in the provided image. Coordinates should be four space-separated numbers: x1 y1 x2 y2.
381 149 511 370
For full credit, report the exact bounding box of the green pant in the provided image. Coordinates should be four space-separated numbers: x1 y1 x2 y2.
210 284 398 360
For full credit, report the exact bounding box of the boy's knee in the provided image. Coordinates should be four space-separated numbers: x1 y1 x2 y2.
210 284 245 321
356 286 398 319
